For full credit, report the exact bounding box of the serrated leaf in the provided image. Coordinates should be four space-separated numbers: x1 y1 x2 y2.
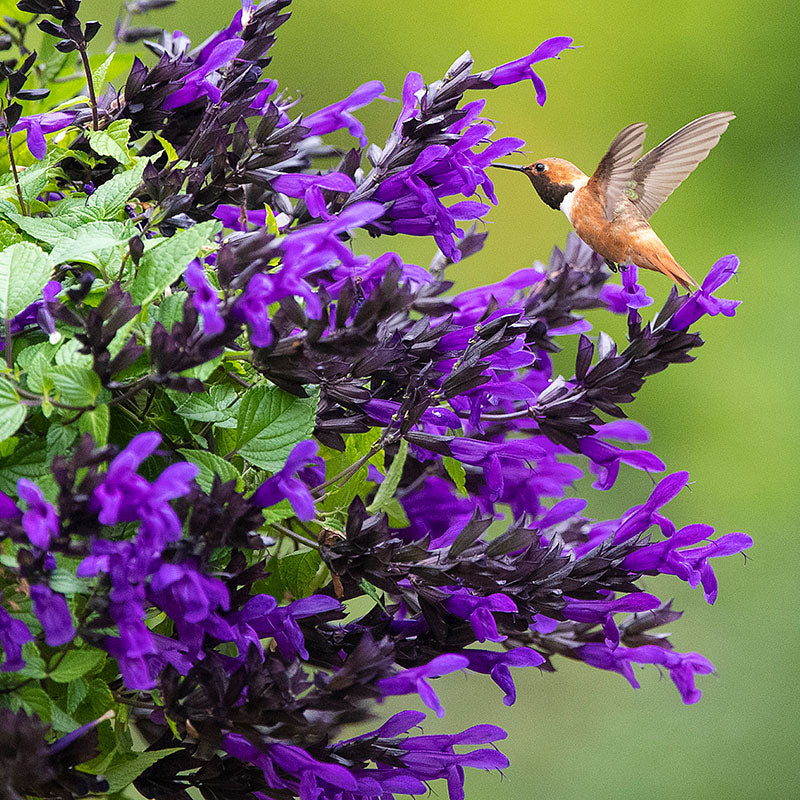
49 567 89 596
153 133 178 162
100 748 183 793
0 436 48 495
66 676 89 714
359 579 386 609
177 449 240 493
0 380 27 443
49 702 80 733
0 241 52 318
17 685 52 721
277 549 321 599
49 364 101 406
46 424 77 460
78 404 110 446
2 212 77 246
50 649 106 682
88 119 132 164
368 438 408 513
443 455 467 495
236 384 319 472
172 383 237 423
320 433 382 512
91 53 115 91
130 220 220 306
382 497 410 528
84 158 147 220
49 221 131 267
261 498 295 524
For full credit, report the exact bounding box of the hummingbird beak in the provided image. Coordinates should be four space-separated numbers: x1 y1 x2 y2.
489 163 527 172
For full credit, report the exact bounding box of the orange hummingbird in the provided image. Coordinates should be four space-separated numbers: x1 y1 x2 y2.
492 112 735 290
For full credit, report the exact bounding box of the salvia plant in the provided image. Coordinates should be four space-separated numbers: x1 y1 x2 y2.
0 1 751 798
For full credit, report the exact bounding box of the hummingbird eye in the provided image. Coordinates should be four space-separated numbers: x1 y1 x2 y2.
533 162 546 173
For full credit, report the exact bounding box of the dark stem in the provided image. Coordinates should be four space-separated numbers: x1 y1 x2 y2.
3 106 26 215
78 46 99 131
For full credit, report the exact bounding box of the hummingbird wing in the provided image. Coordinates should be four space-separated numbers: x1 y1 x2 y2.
588 121 648 221
630 112 735 219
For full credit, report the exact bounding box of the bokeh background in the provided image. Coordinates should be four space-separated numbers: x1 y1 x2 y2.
83 1 800 797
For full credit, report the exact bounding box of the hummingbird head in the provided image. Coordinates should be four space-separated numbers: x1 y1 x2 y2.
491 158 587 210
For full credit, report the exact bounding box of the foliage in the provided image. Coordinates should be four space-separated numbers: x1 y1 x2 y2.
0 2 749 799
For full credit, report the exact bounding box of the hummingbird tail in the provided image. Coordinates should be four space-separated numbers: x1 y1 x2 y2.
642 250 700 292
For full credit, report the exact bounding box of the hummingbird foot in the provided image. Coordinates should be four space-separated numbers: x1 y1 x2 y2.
604 258 619 273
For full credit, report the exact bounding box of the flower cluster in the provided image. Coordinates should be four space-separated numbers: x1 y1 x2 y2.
0 1 749 799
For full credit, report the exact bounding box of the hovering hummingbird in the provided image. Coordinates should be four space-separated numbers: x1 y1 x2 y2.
492 112 735 290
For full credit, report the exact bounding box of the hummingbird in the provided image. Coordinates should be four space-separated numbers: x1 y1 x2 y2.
492 111 735 290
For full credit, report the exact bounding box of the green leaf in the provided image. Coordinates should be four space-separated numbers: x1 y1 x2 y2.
261 498 295 524
49 364 101 406
50 649 106 683
171 383 237 423
100 748 183 793
177 449 240 493
66 677 89 714
49 702 80 733
0 220 23 248
359 579 386 609
381 497 410 528
17 685 52 722
368 438 408 513
278 549 321 599
87 119 133 165
79 405 110 446
1 212 77 246
85 158 147 220
49 221 131 267
0 380 27 443
236 384 319 472
0 242 52 318
153 133 178 162
46 424 78 461
130 220 221 306
91 53 115 92
443 455 467 495
0 436 47 495
320 433 383 512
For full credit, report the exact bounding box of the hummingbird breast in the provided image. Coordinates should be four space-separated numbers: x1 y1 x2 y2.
570 185 653 264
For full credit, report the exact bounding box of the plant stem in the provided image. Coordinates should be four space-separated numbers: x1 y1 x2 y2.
78 46 99 131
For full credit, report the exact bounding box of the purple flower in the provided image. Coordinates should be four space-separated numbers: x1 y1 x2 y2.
482 37 574 105
251 440 320 520
623 525 753 604
580 437 665 490
16 479 58 550
564 592 661 649
184 259 225 335
600 263 654 313
304 80 386 146
378 654 469 718
669 254 741 329
462 648 545 706
30 584 75 647
10 111 77 160
235 594 340 661
163 38 246 110
91 433 197 554
443 588 517 642
0 598 33 672
148 561 232 653
613 471 690 544
579 642 715 704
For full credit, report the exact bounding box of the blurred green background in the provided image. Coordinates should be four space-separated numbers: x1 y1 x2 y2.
84 1 800 797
